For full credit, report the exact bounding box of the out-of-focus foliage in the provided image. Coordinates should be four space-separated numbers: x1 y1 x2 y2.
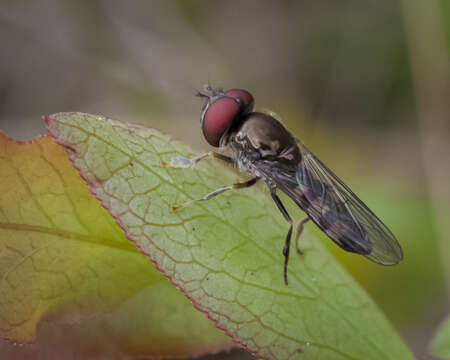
431 316 450 359
0 1 449 359
0 0 443 138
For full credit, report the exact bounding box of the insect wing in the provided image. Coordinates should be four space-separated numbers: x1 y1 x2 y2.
254 158 311 210
256 159 374 255
296 144 403 265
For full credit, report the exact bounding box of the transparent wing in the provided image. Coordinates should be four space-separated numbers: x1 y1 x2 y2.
254 145 403 265
294 144 403 264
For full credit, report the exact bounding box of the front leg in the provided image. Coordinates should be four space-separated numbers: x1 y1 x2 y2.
168 151 233 168
295 217 310 255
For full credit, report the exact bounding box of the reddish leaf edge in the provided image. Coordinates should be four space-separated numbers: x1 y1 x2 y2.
0 127 235 359
44 112 271 360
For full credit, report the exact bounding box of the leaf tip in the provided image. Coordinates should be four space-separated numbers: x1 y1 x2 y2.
43 114 57 139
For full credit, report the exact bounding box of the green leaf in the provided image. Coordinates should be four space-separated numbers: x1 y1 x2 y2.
46 112 414 360
0 132 232 358
431 316 450 359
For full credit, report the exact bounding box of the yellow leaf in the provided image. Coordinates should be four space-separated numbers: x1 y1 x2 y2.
0 132 232 358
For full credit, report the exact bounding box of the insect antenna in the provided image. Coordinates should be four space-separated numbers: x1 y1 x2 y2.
195 90 209 99
206 83 224 96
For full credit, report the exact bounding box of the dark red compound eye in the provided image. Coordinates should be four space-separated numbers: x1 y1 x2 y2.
224 89 254 113
201 96 240 147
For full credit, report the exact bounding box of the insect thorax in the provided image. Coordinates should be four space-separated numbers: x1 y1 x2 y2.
226 112 301 183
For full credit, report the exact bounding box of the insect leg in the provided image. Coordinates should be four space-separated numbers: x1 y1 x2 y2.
168 151 233 168
295 217 310 255
270 190 293 286
172 178 259 211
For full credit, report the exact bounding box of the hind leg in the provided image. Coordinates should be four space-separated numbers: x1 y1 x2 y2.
270 189 294 286
295 217 310 255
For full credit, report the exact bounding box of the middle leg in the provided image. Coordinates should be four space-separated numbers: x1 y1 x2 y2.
172 178 259 211
270 189 294 286
295 217 310 255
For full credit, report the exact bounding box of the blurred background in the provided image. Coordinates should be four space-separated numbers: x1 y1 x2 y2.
0 0 449 359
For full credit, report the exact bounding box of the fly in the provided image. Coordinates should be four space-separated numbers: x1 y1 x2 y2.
170 85 403 285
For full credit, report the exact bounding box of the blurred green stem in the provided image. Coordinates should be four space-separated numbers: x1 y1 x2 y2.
401 0 450 300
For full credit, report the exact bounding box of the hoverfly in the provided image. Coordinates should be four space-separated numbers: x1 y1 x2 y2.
171 85 403 285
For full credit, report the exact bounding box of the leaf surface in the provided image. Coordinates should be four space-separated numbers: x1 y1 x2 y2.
431 316 450 359
46 112 414 360
0 132 232 358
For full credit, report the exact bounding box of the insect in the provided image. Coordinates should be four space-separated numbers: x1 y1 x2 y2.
170 85 403 285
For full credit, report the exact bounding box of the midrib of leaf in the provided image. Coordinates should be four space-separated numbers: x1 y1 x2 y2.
55 117 396 359
1 139 135 253
0 222 138 254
